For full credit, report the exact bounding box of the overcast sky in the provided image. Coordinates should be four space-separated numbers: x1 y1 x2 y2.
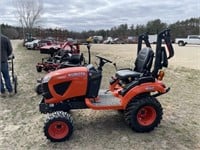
0 0 199 31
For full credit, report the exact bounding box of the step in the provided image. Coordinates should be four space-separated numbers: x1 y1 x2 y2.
90 90 121 107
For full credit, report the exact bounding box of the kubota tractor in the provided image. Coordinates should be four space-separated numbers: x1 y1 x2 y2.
38 29 174 142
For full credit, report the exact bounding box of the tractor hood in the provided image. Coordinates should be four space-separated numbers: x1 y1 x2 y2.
42 67 88 83
42 67 89 103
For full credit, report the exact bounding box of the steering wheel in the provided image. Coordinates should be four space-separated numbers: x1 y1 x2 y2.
96 55 112 63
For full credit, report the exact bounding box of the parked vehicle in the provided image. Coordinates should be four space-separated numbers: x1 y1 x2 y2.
25 39 40 50
112 38 125 44
103 37 113 44
39 44 62 56
93 36 103 43
38 39 52 48
23 33 36 46
175 35 200 46
87 36 103 43
127 36 137 44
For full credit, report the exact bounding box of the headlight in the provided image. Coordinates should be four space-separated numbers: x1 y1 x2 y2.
42 75 51 83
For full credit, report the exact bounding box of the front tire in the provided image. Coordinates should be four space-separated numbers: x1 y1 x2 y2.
124 96 163 132
178 41 185 46
44 111 73 142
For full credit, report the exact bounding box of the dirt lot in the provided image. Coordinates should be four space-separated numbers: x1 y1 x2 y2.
0 41 199 150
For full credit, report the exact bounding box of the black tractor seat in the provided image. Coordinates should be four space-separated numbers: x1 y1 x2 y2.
116 47 154 80
59 62 81 68
116 70 142 80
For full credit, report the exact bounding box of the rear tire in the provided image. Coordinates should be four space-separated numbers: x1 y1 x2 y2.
124 96 163 132
44 111 73 142
178 41 185 46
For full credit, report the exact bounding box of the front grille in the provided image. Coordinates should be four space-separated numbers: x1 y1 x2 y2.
53 81 71 96
42 83 53 99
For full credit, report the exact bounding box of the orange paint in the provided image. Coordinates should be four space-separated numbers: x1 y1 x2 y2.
85 98 123 110
45 67 88 103
121 81 166 109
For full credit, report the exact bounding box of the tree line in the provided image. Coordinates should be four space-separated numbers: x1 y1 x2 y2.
0 17 199 41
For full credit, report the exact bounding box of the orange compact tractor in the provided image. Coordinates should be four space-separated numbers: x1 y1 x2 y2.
38 29 174 142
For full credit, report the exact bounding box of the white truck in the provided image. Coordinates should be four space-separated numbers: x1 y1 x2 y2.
175 35 200 46
93 36 103 43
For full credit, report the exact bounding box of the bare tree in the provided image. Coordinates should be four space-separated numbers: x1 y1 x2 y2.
13 0 43 33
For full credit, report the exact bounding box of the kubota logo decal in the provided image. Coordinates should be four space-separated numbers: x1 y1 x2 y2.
68 72 86 78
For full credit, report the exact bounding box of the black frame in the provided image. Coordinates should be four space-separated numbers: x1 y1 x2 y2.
152 29 174 77
137 33 151 54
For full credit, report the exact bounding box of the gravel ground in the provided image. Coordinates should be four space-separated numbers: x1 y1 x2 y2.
0 41 199 150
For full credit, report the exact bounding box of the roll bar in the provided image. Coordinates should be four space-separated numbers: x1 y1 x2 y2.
137 33 151 54
157 29 174 58
152 29 174 77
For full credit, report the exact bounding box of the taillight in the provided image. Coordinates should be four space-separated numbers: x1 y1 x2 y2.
158 70 165 81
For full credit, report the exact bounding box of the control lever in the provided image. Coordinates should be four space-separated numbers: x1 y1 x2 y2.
113 63 118 71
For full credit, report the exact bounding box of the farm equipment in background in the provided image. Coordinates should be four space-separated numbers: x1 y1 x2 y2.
37 29 174 142
36 42 82 73
39 41 79 57
35 42 90 95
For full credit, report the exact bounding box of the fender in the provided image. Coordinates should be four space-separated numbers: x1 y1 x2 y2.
121 81 166 109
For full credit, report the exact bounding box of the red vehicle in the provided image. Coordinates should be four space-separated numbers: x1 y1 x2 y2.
38 29 174 142
36 42 81 72
40 41 80 56
38 39 53 48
